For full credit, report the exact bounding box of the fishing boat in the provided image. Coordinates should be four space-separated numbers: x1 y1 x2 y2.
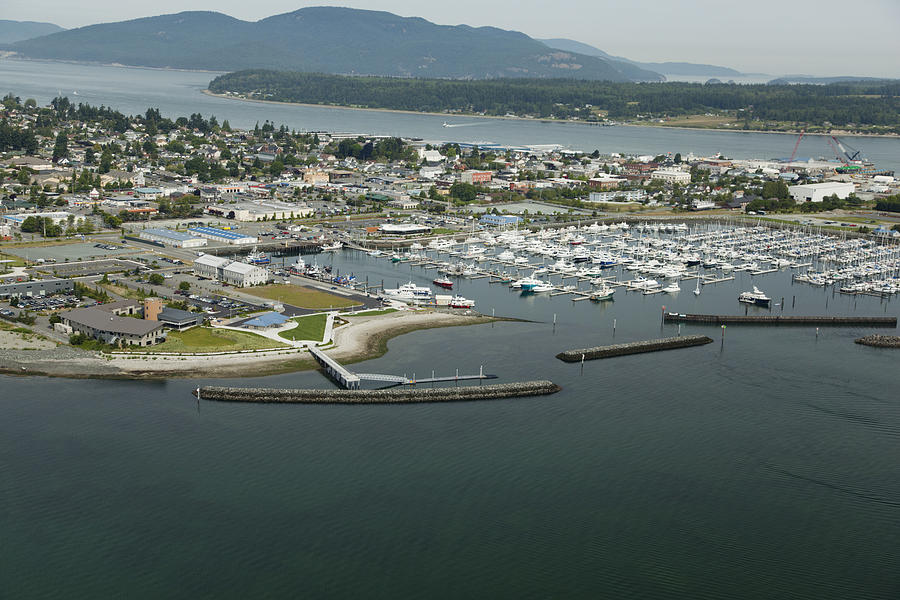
433 277 454 290
590 285 615 301
321 241 343 252
245 247 270 265
738 286 771 307
448 295 475 308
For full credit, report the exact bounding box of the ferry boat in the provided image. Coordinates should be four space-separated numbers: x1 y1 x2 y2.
245 247 270 265
738 286 771 307
433 277 454 290
448 295 475 308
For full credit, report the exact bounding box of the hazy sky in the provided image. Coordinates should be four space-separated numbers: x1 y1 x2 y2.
5 0 900 77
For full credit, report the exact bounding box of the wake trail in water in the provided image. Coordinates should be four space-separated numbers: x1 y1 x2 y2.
766 464 900 508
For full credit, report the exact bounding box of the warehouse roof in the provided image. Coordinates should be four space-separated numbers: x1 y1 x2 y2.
141 228 202 241
188 226 253 240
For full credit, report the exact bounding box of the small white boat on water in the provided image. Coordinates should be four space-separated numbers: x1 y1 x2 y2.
738 286 771 307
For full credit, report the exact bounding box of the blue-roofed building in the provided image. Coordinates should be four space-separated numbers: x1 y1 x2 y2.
187 226 257 245
139 228 207 248
243 312 291 329
480 214 523 227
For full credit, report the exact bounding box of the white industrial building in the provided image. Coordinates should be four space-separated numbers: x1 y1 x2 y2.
187 226 258 245
788 182 855 203
193 254 268 287
139 228 207 248
3 212 72 229
205 200 313 222
222 261 269 287
650 170 691 184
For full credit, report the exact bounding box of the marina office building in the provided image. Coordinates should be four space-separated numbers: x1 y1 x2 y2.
193 254 269 287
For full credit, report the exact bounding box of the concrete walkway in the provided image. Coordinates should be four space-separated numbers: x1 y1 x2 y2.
213 311 335 348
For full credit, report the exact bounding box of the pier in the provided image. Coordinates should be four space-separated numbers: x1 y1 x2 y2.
308 346 496 388
663 314 897 327
192 380 561 404
556 335 714 362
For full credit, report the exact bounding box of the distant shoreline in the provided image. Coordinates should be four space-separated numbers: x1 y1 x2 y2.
202 90 900 139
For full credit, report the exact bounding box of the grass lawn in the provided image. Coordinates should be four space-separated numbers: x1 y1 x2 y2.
246 284 358 309
352 308 398 317
278 313 328 342
0 252 26 268
134 327 286 353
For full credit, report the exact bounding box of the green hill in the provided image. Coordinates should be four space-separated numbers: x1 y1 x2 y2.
0 20 63 44
8 7 663 81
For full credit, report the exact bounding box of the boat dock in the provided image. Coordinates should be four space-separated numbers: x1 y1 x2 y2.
663 314 898 327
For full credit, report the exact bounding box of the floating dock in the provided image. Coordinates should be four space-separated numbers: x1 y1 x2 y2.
663 314 897 327
556 335 714 362
193 381 561 404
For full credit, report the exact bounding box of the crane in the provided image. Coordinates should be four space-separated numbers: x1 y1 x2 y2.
830 136 862 163
788 130 805 165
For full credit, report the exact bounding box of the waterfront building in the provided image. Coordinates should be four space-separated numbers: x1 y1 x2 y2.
788 182 855 203
379 223 433 236
3 212 72 229
588 190 646 203
61 307 166 347
480 214 523 227
187 227 258 245
222 261 269 287
138 228 207 248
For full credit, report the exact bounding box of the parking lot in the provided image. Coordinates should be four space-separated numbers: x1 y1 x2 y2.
4 242 137 263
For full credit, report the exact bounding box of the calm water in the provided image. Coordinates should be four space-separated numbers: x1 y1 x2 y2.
3 244 899 598
3 58 900 171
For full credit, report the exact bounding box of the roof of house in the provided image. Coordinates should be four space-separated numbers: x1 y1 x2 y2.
96 299 142 313
63 307 163 335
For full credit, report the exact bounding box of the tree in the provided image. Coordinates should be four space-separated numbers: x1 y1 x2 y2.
674 153 682 164
52 132 68 162
147 273 165 285
178 281 191 291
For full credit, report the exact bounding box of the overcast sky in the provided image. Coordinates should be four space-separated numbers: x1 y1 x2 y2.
6 0 899 77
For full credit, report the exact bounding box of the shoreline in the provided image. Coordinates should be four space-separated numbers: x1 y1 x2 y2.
202 90 900 139
0 310 498 381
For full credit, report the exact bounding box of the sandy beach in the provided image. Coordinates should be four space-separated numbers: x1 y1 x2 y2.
0 310 495 380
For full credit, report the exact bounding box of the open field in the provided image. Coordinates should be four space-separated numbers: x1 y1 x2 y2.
278 313 328 342
245 284 359 309
658 115 734 128
0 252 27 267
131 327 286 353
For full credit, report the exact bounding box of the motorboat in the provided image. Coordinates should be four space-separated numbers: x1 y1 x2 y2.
738 286 771 307
433 277 454 290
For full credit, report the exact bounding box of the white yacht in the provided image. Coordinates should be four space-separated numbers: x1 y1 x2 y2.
738 286 771 307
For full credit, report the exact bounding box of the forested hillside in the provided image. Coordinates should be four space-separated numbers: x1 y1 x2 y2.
209 71 900 131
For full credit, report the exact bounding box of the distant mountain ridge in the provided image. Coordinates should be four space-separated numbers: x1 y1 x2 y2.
0 20 64 44
5 8 663 82
539 38 743 77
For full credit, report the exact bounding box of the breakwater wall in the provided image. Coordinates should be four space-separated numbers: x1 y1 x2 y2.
194 380 560 404
664 314 897 327
855 335 900 348
556 335 713 362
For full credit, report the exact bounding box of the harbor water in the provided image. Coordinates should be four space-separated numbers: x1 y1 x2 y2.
3 236 900 598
